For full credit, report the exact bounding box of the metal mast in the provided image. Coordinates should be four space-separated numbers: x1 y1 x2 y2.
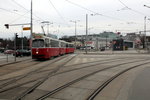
30 0 33 55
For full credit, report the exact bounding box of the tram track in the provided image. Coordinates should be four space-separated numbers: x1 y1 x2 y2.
0 60 41 76
0 54 77 100
12 54 77 100
0 55 149 100
33 56 143 75
9 58 149 100
35 59 150 100
0 56 128 92
0 54 75 89
0 57 134 89
0 54 72 81
35 57 147 79
87 62 150 100
0 58 32 67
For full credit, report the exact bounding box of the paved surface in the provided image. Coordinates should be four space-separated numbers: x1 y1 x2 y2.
76 49 149 54
0 53 31 66
1 50 150 100
128 67 150 100
93 61 150 100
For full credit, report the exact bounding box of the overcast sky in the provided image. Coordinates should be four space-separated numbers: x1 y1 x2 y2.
0 0 150 39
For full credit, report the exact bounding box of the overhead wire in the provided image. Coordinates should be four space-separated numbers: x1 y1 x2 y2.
0 7 23 15
65 0 129 22
65 0 149 26
118 0 150 17
48 0 69 26
118 0 130 9
11 0 28 11
9 11 31 24
0 7 41 24
11 0 45 22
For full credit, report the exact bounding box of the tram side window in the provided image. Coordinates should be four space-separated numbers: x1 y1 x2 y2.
45 38 49 47
68 44 74 48
50 40 59 47
66 44 69 48
32 39 44 47
61 42 66 47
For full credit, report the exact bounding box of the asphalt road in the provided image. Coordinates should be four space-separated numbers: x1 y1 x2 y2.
128 67 150 100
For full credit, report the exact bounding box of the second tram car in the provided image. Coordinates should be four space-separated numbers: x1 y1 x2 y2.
32 34 75 59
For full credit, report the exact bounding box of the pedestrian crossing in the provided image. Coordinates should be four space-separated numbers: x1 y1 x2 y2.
66 56 108 66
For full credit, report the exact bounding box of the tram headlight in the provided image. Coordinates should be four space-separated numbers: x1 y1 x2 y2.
36 51 38 54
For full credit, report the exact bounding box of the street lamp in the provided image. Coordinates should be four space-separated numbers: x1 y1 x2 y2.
144 16 146 49
70 20 80 49
144 5 150 8
144 5 150 50
85 14 88 54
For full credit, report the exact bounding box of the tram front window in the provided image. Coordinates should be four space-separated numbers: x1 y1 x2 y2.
32 39 44 47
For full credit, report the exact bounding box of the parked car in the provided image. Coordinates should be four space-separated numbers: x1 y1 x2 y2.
80 46 92 50
13 49 31 57
100 47 105 51
4 50 14 54
0 48 5 53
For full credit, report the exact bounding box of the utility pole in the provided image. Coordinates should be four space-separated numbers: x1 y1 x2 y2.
70 20 80 49
30 0 33 55
106 35 108 49
21 25 23 50
14 33 18 62
85 14 88 54
144 16 146 49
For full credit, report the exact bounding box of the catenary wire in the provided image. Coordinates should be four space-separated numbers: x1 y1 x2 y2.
11 0 45 22
118 0 150 17
65 0 128 22
48 0 70 26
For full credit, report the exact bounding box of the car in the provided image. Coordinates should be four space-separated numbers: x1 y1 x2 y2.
13 49 31 57
80 46 85 50
80 46 92 50
0 48 5 53
100 47 105 51
4 50 14 54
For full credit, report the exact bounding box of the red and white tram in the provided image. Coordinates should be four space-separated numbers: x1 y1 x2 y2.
32 34 75 59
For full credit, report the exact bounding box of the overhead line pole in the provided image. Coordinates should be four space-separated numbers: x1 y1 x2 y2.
30 0 33 56
85 14 88 54
70 20 79 49
144 16 146 49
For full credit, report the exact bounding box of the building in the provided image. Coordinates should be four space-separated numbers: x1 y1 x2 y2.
70 31 119 50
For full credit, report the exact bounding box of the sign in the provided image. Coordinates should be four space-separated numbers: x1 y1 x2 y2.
32 33 43 39
85 41 93 44
23 27 31 31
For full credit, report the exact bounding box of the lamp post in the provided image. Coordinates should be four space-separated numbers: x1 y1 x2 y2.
70 20 80 49
144 16 146 49
144 5 150 50
144 5 150 8
30 0 33 56
21 25 24 50
85 14 88 54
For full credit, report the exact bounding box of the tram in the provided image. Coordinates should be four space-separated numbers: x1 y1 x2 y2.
32 34 75 59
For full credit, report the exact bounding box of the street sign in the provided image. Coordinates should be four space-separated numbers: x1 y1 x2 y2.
23 27 31 31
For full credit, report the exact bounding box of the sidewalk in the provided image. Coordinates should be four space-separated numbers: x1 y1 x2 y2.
0 53 31 66
75 49 149 55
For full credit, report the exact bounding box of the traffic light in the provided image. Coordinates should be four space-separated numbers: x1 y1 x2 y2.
4 24 9 29
15 33 18 39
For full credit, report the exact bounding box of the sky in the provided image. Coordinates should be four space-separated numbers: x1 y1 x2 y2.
0 0 150 39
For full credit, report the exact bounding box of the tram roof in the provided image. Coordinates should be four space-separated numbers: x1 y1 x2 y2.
33 33 73 44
